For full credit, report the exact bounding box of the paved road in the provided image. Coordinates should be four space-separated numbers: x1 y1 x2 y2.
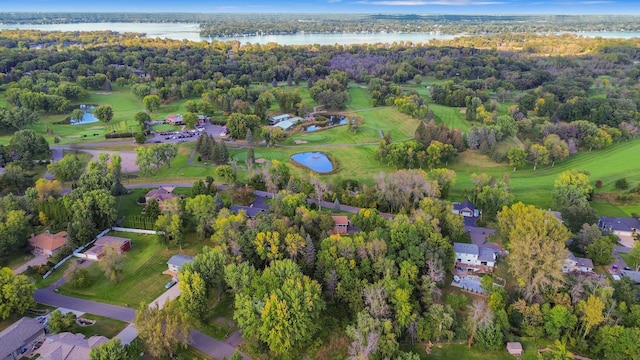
34 286 249 359
35 287 135 322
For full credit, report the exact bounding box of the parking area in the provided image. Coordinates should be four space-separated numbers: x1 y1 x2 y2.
147 120 228 145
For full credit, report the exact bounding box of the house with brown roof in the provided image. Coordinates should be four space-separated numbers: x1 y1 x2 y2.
28 231 68 257
145 187 179 204
165 114 183 125
331 216 350 235
0 317 45 360
84 235 131 261
35 332 108 360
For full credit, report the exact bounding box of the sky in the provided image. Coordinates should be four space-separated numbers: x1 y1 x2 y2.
8 0 640 15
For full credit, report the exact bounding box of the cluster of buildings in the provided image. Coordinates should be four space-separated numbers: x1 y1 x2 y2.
0 317 109 360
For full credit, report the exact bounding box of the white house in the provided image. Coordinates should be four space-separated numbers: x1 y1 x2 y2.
454 242 496 272
269 114 291 125
452 200 480 218
167 254 193 274
563 253 594 273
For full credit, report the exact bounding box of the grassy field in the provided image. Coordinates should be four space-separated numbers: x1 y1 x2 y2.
448 139 640 213
0 88 197 146
59 231 200 306
401 339 547 360
346 83 372 110
70 313 128 338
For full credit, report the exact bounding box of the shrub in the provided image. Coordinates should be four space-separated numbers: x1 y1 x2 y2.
615 178 629 190
53 136 60 144
104 132 134 139
137 196 146 204
595 179 603 189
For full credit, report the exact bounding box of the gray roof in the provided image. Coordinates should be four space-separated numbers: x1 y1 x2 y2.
621 270 640 283
37 332 109 360
230 205 266 218
167 254 193 268
599 217 640 232
453 199 476 212
454 242 479 256
574 256 594 269
0 317 45 357
478 247 497 262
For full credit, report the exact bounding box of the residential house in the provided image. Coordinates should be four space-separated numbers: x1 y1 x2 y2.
274 117 302 131
0 317 45 360
230 205 266 218
269 114 291 125
145 187 179 204
452 200 480 218
197 115 209 125
165 114 184 125
331 216 350 235
506 342 524 356
598 216 639 247
84 235 131 261
621 270 640 284
562 253 594 273
167 254 193 274
453 242 497 273
35 332 108 360
28 231 68 257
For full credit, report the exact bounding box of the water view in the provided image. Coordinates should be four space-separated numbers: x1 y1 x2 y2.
2 22 638 45
291 152 335 173
71 105 99 125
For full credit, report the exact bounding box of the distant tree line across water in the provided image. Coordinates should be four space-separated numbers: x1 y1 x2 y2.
2 13 640 37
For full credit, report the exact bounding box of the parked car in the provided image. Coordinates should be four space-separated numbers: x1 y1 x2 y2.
165 279 177 289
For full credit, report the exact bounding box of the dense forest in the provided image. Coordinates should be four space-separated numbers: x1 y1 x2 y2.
0 28 639 359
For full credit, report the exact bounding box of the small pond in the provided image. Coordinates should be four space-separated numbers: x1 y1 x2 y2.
291 152 335 173
71 105 99 125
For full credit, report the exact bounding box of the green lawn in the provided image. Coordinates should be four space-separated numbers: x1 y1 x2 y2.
429 103 473 132
402 340 547 360
59 231 183 306
448 139 640 213
71 313 128 338
620 252 639 270
346 83 372 110
0 88 198 146
192 293 236 340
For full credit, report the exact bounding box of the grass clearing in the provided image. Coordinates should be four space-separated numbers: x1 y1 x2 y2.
401 339 546 360
193 293 236 340
59 231 193 306
346 83 372 110
71 313 128 338
448 139 640 213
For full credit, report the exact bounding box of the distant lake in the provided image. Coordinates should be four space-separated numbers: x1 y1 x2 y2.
1 22 639 45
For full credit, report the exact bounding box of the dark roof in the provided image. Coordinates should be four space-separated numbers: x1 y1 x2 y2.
0 317 44 357
599 217 640 232
453 199 476 212
454 242 479 256
621 270 640 283
574 256 594 269
478 247 497 262
167 254 193 268
230 205 266 218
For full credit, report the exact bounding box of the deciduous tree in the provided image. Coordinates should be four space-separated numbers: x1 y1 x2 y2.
135 300 190 359
498 203 570 302
93 105 114 123
89 338 128 360
0 267 35 320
